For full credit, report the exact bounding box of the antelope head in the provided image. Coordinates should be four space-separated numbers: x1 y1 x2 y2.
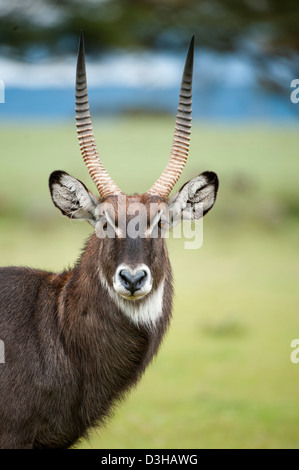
49 33 219 310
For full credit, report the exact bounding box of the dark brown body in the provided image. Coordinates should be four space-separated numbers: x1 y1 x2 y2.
0 233 172 449
0 33 219 449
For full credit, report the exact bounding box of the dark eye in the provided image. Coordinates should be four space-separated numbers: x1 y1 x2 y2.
157 218 166 233
102 221 108 230
158 216 170 232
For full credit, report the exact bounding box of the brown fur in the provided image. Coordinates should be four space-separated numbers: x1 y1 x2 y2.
0 169 218 448
0 194 172 449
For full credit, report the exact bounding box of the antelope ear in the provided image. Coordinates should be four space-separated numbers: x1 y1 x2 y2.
168 171 219 222
49 171 100 225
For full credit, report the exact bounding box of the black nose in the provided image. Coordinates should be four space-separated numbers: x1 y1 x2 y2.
119 269 147 295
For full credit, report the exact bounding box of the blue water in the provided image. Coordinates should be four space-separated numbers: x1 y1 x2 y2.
0 86 298 122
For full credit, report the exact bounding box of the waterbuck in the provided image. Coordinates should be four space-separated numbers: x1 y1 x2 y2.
0 33 219 449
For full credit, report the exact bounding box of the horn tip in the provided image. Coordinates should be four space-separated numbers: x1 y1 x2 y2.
77 30 86 72
184 35 194 76
188 35 195 56
79 31 84 50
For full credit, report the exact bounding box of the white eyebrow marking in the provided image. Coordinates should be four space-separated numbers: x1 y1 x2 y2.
145 210 162 237
104 209 124 238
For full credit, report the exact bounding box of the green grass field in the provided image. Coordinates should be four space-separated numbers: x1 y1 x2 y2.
0 117 299 448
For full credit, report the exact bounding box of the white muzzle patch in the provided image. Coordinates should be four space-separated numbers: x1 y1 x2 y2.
99 264 164 328
113 264 152 300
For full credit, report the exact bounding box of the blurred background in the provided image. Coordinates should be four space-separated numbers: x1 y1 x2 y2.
0 0 299 449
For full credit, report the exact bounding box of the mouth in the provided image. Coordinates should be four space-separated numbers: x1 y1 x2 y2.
118 291 149 301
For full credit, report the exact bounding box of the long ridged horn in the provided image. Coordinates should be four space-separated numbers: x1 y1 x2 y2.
76 31 122 199
147 36 194 198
